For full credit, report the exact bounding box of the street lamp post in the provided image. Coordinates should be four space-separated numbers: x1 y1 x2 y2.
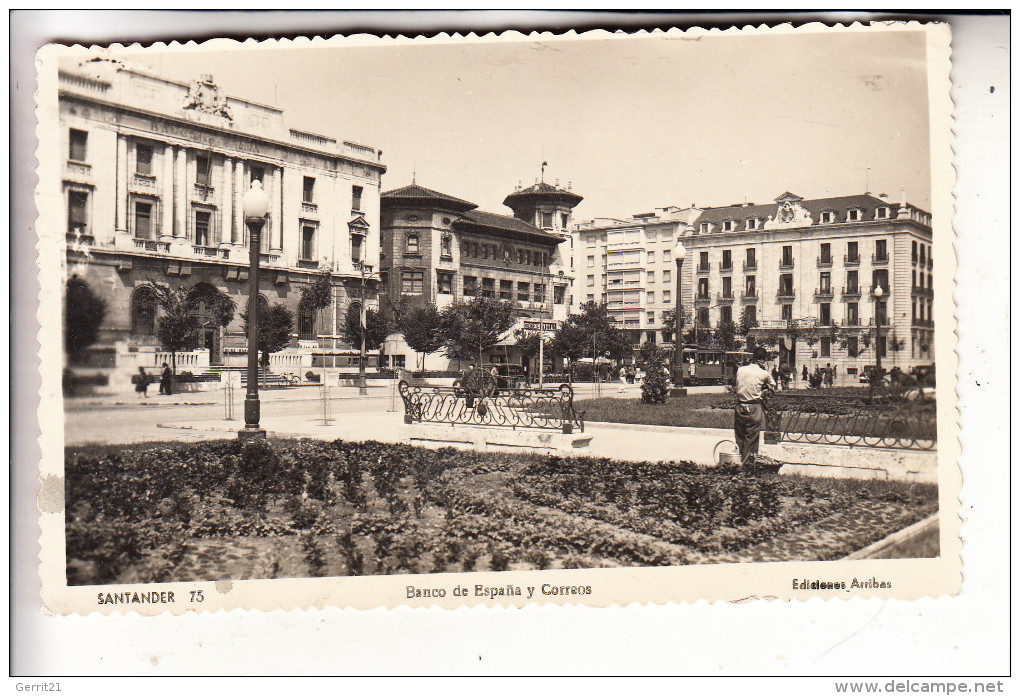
239 180 269 440
670 241 687 397
873 284 884 376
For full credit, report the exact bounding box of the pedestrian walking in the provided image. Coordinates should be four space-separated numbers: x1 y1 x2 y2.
159 362 173 395
618 365 628 393
802 364 808 382
824 363 833 388
733 347 777 467
135 367 150 398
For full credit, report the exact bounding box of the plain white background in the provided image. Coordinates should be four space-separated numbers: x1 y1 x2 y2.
9 11 1011 681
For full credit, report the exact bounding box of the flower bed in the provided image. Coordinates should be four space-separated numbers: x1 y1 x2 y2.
64 439 938 584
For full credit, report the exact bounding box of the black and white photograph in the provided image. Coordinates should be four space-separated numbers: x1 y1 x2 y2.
35 20 961 617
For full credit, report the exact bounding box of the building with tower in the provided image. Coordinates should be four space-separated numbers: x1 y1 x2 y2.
56 56 386 390
378 177 582 372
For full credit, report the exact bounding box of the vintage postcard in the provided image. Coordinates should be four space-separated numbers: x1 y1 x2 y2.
36 21 959 615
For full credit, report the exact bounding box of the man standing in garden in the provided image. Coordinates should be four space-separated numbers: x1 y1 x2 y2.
734 347 777 467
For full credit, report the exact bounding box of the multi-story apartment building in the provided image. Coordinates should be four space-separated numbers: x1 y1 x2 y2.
379 180 581 370
682 191 935 378
573 206 702 346
58 58 386 383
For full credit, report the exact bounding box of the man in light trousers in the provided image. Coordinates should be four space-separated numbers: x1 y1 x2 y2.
734 347 777 467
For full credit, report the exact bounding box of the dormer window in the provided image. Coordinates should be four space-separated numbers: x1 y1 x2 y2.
699 222 711 234
875 206 889 219
820 211 835 224
722 219 736 232
746 217 758 230
847 208 862 222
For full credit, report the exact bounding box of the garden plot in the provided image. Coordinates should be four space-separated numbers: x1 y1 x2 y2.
65 439 938 585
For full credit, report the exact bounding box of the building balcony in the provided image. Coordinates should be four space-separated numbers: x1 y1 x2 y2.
776 290 796 300
844 254 861 266
872 254 889 265
868 318 889 327
718 262 733 273
133 238 170 253
193 245 230 260
869 285 890 297
843 318 862 327
259 251 282 266
696 264 711 275
743 261 757 271
841 286 862 298
193 183 216 201
814 288 834 299
741 291 758 301
694 295 712 305
779 261 795 270
716 291 735 301
817 256 833 268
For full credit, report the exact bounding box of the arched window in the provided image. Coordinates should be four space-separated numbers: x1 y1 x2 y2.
130 286 157 339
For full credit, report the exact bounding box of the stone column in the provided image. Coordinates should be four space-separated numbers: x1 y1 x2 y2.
115 135 128 232
270 165 283 251
219 155 232 247
233 159 244 245
160 143 174 240
174 146 188 238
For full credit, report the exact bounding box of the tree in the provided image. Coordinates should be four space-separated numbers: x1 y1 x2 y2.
714 320 740 351
439 296 518 365
299 270 333 339
551 301 631 365
151 282 235 379
638 342 670 404
513 329 543 367
242 303 294 383
662 306 691 345
64 276 107 362
398 303 445 371
340 302 391 353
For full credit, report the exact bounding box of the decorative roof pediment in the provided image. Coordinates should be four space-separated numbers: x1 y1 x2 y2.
774 191 804 203
348 214 370 228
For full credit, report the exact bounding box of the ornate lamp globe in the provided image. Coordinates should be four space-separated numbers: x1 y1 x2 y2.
243 180 269 220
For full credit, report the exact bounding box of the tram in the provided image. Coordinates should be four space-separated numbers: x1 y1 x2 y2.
679 348 752 385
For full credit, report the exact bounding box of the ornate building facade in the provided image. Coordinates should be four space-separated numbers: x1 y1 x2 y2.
58 58 386 384
379 180 580 371
682 191 935 378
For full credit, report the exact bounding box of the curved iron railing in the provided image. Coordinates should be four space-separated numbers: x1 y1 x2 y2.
763 392 937 450
399 380 585 434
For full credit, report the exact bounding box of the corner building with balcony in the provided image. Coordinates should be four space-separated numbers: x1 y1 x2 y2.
379 180 579 371
682 191 935 379
57 58 386 385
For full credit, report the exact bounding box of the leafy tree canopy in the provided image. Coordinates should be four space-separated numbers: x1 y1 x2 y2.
242 302 295 361
551 301 630 362
439 296 518 363
65 276 108 358
340 302 391 352
399 303 445 365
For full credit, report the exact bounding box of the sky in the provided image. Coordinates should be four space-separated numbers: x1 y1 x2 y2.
115 27 933 221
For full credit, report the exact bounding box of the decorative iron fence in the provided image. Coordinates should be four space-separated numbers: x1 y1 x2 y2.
399 380 585 434
763 392 937 450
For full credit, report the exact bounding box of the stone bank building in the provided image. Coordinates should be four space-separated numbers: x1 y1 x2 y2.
57 57 386 386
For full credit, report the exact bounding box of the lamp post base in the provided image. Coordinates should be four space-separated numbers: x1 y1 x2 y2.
670 387 688 397
238 426 267 440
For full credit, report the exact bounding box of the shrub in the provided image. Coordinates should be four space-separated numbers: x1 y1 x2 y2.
305 371 321 383
639 343 670 404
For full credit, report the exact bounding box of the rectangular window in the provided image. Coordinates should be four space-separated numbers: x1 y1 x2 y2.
663 269 671 283
875 239 888 261
136 143 153 175
779 273 794 295
662 290 671 303
194 210 211 247
401 270 424 295
437 272 453 295
561 213 569 229
698 251 709 271
587 255 594 267
847 241 859 262
647 290 655 303
697 308 709 326
647 270 656 283
722 249 732 270
586 275 594 287
919 244 927 265
517 282 530 302
405 233 420 256
481 278 495 298
819 303 831 326
847 302 859 325
821 211 834 223
69 129 88 161
848 209 860 221
647 312 656 324
875 301 887 326
134 200 152 240
303 177 315 203
819 242 831 264
847 336 860 357
846 270 859 293
720 306 732 324
697 278 709 299
351 233 363 263
912 240 919 262
554 285 566 304
876 207 889 219
744 305 756 326
196 154 211 186
352 185 363 211
722 276 732 297
746 218 758 230
745 276 756 297
441 234 452 258
781 304 792 322
534 284 546 304
541 212 552 229
587 294 595 302
873 268 889 293
463 276 477 296
68 190 89 234
819 271 831 293
781 245 794 266
249 164 264 183
663 250 671 263
746 248 756 268
722 220 735 232
499 280 513 300
820 337 831 357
